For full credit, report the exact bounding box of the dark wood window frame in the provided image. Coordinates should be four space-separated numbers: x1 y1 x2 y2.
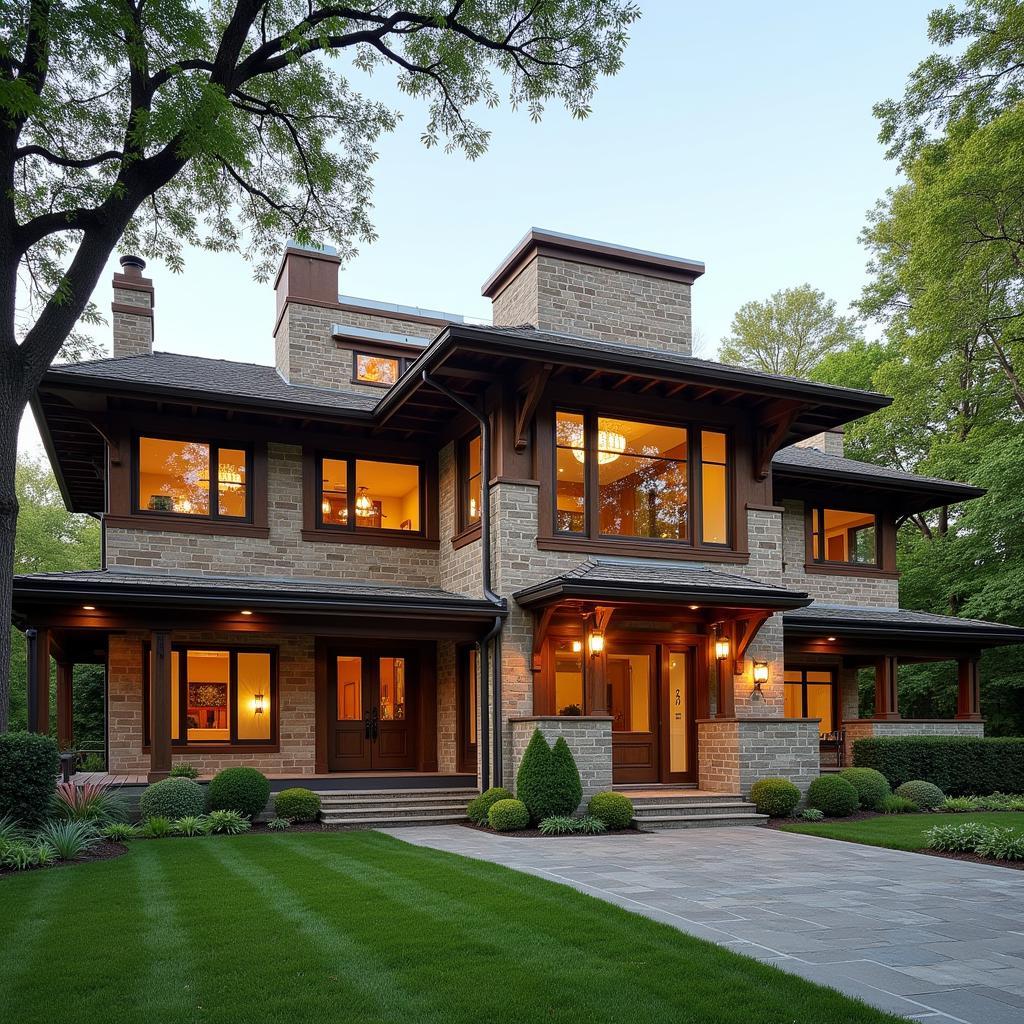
783 665 839 734
302 447 439 549
351 351 413 387
109 433 270 539
543 407 737 560
143 642 279 752
809 506 879 566
802 504 899 578
453 430 483 547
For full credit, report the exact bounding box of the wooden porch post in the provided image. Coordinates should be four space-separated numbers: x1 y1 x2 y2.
956 655 982 720
149 631 173 782
873 655 900 720
25 628 51 734
56 661 74 750
716 622 736 718
587 608 613 715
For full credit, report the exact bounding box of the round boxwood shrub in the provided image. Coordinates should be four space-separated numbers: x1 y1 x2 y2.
273 787 321 822
839 767 892 810
587 791 634 830
467 786 514 824
895 780 945 811
488 798 529 832
749 777 801 818
806 775 859 817
206 767 270 819
139 777 205 820
0 732 59 826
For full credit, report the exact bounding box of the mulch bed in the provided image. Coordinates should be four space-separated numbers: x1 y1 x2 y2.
460 821 649 838
765 810 880 829
920 848 1024 871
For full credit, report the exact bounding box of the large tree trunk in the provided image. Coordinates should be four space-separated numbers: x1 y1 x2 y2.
0 372 24 734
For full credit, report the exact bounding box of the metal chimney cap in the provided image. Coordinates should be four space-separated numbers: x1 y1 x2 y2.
119 254 146 272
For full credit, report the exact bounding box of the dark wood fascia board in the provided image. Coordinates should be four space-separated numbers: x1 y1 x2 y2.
536 535 750 562
481 229 706 297
773 465 984 510
299 529 439 550
514 580 811 611
783 617 1024 646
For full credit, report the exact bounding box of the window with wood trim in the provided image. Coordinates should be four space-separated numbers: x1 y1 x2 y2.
553 410 730 548
353 352 407 386
317 455 423 533
783 667 836 736
135 436 250 521
458 433 482 532
810 507 878 565
144 645 275 747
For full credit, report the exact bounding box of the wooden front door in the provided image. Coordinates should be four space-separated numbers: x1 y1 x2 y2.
609 645 659 784
329 649 417 771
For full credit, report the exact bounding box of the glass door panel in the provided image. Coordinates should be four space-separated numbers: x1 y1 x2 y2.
667 652 688 775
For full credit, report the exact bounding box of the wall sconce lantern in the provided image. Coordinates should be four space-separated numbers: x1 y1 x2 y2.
254 692 265 716
588 631 605 655
714 632 730 661
752 661 769 692
571 640 582 654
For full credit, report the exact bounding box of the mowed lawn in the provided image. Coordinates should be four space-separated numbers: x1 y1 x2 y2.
780 811 1024 851
0 831 902 1024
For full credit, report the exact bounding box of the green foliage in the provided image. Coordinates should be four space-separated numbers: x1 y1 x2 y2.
939 796 979 812
977 792 1024 811
142 816 174 839
925 820 1006 853
169 763 200 779
515 729 560 823
749 778 801 818
0 813 25 841
838 768 892 810
587 792 634 830
487 798 529 833
854 737 1024 795
537 815 607 836
879 795 919 815
36 819 100 860
273 788 321 823
466 787 514 824
206 767 269 819
204 809 251 835
101 822 140 842
266 817 291 832
573 815 608 835
0 732 59 825
173 816 207 837
52 780 125 823
806 775 859 817
895 780 946 810
797 808 825 822
139 777 206 821
0 838 56 871
973 826 1024 860
719 285 859 377
549 737 583 816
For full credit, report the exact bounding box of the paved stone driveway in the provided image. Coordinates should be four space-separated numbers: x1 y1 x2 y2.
381 825 1024 1023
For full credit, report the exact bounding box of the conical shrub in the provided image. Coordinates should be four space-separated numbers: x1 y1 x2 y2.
550 736 583 815
515 728 555 823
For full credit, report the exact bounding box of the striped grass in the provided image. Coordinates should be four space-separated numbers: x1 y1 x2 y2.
0 831 901 1024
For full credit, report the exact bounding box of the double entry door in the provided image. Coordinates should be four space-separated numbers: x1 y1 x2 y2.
329 648 417 771
608 643 696 785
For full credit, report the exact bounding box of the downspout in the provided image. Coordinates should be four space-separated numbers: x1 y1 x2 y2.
421 371 505 787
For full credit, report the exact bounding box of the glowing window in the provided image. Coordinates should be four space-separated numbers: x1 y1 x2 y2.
459 433 482 530
784 667 836 736
811 508 878 565
137 437 248 519
354 353 401 385
554 411 586 534
317 456 422 533
552 640 584 715
700 431 729 545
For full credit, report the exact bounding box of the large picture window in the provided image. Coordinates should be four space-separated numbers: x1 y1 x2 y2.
136 436 249 520
318 455 422 533
145 645 275 747
811 507 877 565
553 411 730 549
784 668 836 736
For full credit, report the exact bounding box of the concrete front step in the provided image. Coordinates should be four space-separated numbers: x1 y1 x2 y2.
633 801 758 817
641 812 769 829
317 788 476 828
319 788 477 802
324 801 472 819
626 793 744 807
320 812 470 827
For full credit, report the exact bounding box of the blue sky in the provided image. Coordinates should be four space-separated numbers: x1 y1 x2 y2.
19 1 937 452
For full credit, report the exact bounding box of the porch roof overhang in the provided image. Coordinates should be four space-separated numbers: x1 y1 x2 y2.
12 570 506 637
513 558 812 611
784 602 1024 658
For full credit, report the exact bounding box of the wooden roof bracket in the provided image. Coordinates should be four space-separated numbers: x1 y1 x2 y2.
734 612 772 662
514 363 552 451
754 402 801 480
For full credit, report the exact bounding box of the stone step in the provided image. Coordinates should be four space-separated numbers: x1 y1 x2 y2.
322 801 473 820
640 812 768 829
320 812 469 828
626 793 744 807
633 801 758 817
318 788 477 802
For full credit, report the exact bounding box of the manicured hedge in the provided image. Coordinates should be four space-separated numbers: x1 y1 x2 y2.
139 777 206 820
206 767 270 818
853 737 1024 796
0 732 59 825
274 788 321 822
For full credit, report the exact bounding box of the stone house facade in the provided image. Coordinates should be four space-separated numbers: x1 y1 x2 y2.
15 229 1021 800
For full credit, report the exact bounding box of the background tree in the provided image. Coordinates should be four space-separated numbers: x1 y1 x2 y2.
718 285 860 377
9 454 103 747
0 0 638 730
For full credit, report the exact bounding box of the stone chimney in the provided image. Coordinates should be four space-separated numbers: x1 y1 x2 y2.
111 255 154 357
794 427 844 457
481 228 704 356
273 243 341 384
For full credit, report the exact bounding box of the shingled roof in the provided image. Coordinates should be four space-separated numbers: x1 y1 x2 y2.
514 557 810 609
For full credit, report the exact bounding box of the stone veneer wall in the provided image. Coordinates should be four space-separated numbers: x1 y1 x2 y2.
105 442 441 584
697 718 820 796
781 499 899 607
491 254 693 355
509 717 612 808
112 283 153 357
